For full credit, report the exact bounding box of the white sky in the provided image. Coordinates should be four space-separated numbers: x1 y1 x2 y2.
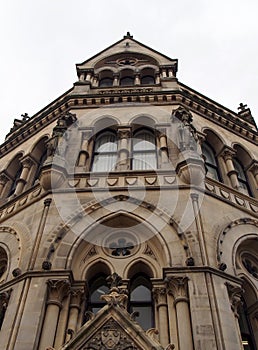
0 0 257 143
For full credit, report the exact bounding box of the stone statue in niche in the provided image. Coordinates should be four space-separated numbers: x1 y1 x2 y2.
46 112 77 157
172 107 199 151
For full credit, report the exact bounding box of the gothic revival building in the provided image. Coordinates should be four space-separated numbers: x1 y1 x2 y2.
0 33 257 350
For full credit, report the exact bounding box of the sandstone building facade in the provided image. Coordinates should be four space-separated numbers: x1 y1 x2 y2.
0 33 257 350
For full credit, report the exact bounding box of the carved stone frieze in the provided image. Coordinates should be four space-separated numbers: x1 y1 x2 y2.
82 318 138 350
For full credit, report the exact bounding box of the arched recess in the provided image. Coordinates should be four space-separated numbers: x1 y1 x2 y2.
201 128 226 182
233 143 256 196
0 227 24 281
4 153 23 197
28 136 48 186
49 195 189 275
218 218 258 276
218 219 258 348
66 209 171 281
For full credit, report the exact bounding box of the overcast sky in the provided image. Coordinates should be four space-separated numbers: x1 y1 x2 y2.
0 0 257 143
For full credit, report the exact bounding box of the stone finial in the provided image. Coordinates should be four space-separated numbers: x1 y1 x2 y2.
106 272 122 291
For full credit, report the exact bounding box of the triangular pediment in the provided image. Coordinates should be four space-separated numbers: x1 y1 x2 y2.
61 296 164 350
76 33 177 74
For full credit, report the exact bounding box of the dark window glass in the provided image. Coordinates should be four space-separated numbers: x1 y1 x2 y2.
34 150 47 183
99 78 113 87
84 275 109 323
233 159 251 195
120 76 134 86
141 75 155 85
202 143 220 181
238 300 256 350
129 275 154 330
8 165 22 196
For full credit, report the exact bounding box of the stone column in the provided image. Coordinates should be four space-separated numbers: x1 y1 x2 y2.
153 287 170 347
14 157 35 195
158 129 170 168
77 130 92 168
65 288 84 341
85 70 93 83
28 198 52 270
39 279 70 350
134 73 140 85
221 148 239 189
117 128 131 171
155 72 160 84
191 193 208 266
248 162 258 188
113 74 119 86
226 283 244 349
0 172 10 197
167 277 193 350
79 72 85 82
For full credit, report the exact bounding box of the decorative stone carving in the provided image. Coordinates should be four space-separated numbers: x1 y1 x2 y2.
47 279 70 307
172 107 199 151
226 283 243 318
46 112 77 158
166 276 189 303
100 273 128 309
153 287 167 304
83 318 138 350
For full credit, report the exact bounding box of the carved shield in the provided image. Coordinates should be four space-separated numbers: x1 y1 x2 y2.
101 329 120 349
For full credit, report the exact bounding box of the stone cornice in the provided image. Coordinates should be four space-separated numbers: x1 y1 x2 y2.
1 87 257 158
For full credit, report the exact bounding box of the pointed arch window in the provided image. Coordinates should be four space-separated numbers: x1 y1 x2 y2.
202 142 220 181
83 274 109 324
233 159 250 195
129 275 154 330
132 130 157 170
91 131 118 172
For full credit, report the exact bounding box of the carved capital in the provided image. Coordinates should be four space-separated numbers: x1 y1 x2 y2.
21 156 35 168
0 172 11 185
166 276 189 303
117 128 131 140
47 279 70 307
220 147 236 161
152 287 167 304
69 288 85 309
248 161 258 176
226 283 243 318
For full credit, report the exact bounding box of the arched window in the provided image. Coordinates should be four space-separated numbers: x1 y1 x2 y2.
33 149 47 184
83 274 109 323
91 131 118 172
120 76 134 86
129 275 154 330
233 159 250 195
141 75 155 85
132 130 157 170
201 142 220 181
99 78 113 87
0 247 8 280
8 164 22 196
